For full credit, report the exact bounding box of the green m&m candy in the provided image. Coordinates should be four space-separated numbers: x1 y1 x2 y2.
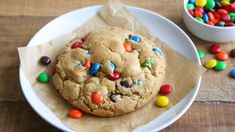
205 0 215 8
214 61 227 71
195 17 204 23
187 4 195 10
38 72 50 83
197 50 204 59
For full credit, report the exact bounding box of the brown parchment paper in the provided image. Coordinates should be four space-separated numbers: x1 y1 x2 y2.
18 1 205 131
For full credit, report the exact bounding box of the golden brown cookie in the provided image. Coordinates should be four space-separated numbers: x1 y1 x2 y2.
53 27 166 117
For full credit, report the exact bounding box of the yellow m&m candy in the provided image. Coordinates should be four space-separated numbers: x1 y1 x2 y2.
204 59 217 69
196 0 207 7
155 96 169 107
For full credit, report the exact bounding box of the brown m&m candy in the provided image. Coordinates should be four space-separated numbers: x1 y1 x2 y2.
230 49 235 58
40 56 51 65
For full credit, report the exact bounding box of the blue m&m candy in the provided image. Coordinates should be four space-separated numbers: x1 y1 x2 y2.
188 0 195 4
130 36 141 43
90 63 100 75
109 61 116 71
203 13 209 23
152 47 164 57
230 68 235 78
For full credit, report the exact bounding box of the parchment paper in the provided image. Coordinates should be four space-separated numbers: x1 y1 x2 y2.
18 1 205 131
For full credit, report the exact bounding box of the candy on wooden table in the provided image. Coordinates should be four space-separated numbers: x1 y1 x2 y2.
229 49 235 57
216 51 229 61
197 50 205 59
214 61 227 71
210 44 221 53
205 59 217 69
230 68 235 78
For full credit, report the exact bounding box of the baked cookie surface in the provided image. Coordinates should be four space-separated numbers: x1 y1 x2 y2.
53 27 166 117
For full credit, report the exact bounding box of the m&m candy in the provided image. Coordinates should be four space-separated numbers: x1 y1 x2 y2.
214 61 227 71
229 49 235 57
40 56 51 65
91 92 104 105
230 68 235 78
197 50 205 59
216 51 229 61
159 84 173 95
155 96 169 107
123 43 133 52
84 60 91 69
69 109 83 119
130 35 141 43
38 72 50 83
210 44 221 53
90 63 100 75
187 0 235 27
71 41 82 49
205 59 217 69
108 71 120 81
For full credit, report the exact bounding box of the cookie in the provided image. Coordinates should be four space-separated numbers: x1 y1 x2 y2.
52 27 166 117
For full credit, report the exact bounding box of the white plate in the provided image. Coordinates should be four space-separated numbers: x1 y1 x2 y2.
19 5 201 132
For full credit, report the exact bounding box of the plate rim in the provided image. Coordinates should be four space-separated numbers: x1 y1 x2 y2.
19 5 201 131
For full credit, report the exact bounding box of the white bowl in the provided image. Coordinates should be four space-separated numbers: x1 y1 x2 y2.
183 0 235 42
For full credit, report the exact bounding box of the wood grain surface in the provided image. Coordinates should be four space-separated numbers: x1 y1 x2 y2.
0 0 234 131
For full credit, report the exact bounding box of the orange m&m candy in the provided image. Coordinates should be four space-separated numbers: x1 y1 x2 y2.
123 43 133 52
69 109 83 119
91 92 104 105
84 60 91 69
216 51 229 61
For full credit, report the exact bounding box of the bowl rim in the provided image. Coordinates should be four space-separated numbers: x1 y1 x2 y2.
183 0 235 30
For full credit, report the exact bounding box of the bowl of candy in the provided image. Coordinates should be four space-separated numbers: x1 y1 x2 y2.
183 0 235 42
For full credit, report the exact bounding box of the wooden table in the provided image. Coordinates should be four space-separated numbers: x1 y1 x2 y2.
0 0 234 131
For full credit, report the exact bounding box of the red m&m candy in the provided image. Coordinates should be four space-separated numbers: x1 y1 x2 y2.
209 44 221 54
159 84 173 95
108 71 120 81
71 41 82 49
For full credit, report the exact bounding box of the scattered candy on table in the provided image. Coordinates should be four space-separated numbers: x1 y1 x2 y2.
38 72 50 83
205 59 217 69
216 51 229 60
197 50 205 59
187 0 235 27
155 96 169 107
91 92 104 105
40 56 51 65
159 84 173 95
209 44 221 53
69 109 83 119
230 68 235 78
214 61 227 71
230 49 235 57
